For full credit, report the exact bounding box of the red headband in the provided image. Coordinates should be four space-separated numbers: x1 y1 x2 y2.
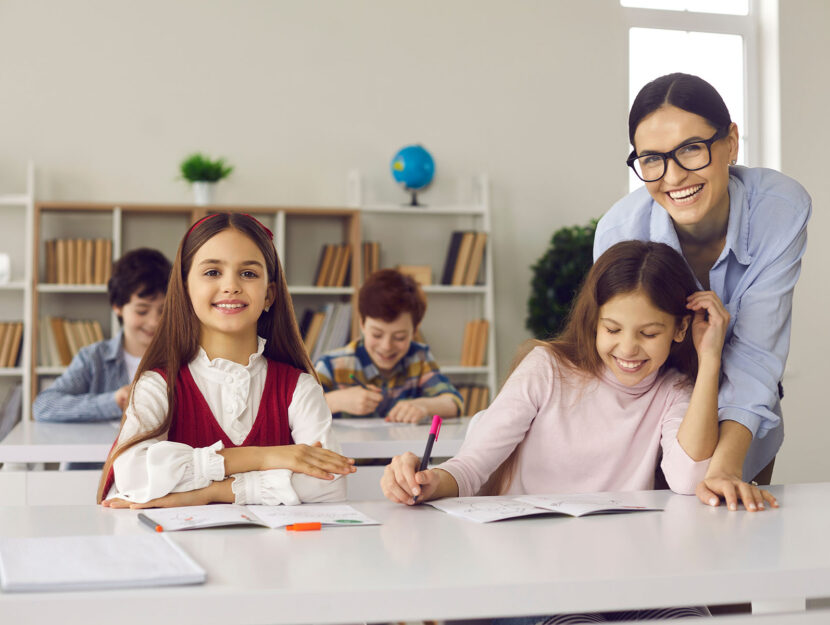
186 212 274 241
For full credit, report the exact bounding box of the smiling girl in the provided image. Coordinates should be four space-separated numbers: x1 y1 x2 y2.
97 213 355 507
595 73 811 510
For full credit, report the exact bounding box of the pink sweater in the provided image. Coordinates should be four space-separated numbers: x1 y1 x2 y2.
439 347 710 497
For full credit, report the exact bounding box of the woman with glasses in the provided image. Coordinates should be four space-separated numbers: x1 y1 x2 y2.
594 73 811 512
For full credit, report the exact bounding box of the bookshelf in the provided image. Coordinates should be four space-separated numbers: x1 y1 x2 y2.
29 203 362 417
0 162 34 423
347 171 497 412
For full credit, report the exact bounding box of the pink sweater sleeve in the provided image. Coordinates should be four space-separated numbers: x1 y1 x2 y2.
438 347 553 497
659 374 711 495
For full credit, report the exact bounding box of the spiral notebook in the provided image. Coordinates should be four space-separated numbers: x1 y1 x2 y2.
0 534 206 592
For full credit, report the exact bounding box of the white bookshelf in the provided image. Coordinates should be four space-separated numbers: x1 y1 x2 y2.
347 171 498 409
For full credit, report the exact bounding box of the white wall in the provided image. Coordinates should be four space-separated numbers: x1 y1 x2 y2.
0 1 825 483
776 0 830 484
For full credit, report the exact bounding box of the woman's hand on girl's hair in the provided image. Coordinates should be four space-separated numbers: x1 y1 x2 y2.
695 472 779 512
262 441 356 479
686 291 730 361
381 452 441 505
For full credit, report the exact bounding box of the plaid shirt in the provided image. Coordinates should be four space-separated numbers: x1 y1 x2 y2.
315 339 463 419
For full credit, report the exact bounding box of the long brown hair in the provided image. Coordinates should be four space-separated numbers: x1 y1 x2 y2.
97 212 314 502
481 240 699 496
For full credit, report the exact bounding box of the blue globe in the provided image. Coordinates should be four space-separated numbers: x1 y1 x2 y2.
391 145 435 191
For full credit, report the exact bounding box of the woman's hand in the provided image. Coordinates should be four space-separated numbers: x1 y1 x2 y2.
696 472 779 512
261 441 356 479
686 291 730 362
381 451 442 504
386 400 429 423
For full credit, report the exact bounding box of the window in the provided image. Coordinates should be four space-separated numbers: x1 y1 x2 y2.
622 1 760 191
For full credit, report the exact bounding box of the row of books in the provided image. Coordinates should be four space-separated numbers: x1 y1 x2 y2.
457 384 491 417
299 302 353 363
44 239 112 285
362 241 380 282
440 231 488 286
313 244 352 287
460 319 489 366
0 322 24 368
39 317 105 367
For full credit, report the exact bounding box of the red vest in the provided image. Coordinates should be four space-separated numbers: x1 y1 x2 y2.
102 358 299 498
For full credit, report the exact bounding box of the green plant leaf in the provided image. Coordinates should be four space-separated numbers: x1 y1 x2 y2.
179 152 234 182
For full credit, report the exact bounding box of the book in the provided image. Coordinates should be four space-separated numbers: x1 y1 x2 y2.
428 494 663 524
472 319 489 366
460 320 476 366
440 231 464 285
45 240 56 283
333 244 352 287
450 231 476 286
49 316 72 366
102 239 113 283
90 320 105 343
0 534 206 592
56 239 67 284
137 502 380 532
5 322 23 368
463 232 488 286
303 311 326 354
362 241 380 281
93 238 105 284
314 244 336 287
396 264 432 286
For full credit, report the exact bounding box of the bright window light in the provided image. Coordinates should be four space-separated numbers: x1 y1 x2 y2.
628 27 745 191
621 0 748 15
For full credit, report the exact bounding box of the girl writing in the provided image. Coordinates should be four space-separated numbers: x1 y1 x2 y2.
98 212 355 508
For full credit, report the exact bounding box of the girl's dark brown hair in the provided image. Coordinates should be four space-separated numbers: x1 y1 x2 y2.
481 240 699 496
97 212 314 502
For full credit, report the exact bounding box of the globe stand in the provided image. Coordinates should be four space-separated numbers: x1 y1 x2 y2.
405 188 426 207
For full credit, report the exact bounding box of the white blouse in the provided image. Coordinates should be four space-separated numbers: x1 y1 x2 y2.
110 338 346 505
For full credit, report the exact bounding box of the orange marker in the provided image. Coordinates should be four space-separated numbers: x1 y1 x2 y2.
137 513 164 532
286 522 322 531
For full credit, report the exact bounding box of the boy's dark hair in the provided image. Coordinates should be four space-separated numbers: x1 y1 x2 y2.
359 269 427 327
108 248 172 316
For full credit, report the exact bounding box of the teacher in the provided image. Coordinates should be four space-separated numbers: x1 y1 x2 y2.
594 73 811 510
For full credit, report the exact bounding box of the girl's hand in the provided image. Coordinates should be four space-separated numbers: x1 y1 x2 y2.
261 441 356 479
102 482 220 509
334 386 383 415
686 291 730 361
696 472 779 512
381 451 441 504
385 400 429 423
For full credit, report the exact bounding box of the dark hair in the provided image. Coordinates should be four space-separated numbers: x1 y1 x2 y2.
98 213 314 502
628 73 732 147
480 240 699 496
108 248 172 322
358 269 427 327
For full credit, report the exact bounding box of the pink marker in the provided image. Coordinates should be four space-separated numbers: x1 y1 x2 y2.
413 415 442 502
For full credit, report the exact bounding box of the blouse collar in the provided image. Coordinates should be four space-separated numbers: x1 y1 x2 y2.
600 364 661 397
193 336 267 373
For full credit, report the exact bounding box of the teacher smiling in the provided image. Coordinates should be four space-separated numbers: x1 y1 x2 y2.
594 73 811 512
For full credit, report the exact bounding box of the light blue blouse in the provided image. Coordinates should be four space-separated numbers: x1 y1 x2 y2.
594 166 811 480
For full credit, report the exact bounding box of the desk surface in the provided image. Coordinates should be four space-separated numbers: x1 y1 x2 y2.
0 418 469 463
1 483 828 625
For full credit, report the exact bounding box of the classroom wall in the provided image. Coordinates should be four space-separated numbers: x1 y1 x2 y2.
775 0 830 484
0 1 825 483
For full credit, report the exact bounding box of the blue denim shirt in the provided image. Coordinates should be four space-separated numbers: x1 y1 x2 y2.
594 166 811 479
33 332 129 422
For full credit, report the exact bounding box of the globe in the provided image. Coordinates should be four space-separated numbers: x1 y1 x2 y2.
390 145 435 206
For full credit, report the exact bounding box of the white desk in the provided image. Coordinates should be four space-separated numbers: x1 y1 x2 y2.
0 417 469 464
1 483 828 624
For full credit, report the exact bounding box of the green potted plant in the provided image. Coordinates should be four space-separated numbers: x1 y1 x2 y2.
526 219 597 339
179 152 234 205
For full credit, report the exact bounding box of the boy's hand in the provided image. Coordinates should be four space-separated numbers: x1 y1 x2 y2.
687 291 730 361
381 452 441 504
385 400 429 423
261 442 356 479
114 385 131 411
332 386 383 415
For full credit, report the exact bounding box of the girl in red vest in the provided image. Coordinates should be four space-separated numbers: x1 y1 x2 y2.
98 213 355 507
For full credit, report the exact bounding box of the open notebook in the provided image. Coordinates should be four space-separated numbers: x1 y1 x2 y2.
0 534 206 592
427 493 662 523
137 502 380 531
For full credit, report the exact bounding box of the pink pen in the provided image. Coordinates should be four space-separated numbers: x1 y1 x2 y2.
413 415 442 502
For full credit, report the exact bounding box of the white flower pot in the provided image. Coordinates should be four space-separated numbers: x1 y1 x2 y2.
192 181 216 206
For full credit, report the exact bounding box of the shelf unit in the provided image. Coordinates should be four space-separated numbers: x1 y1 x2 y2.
29 203 362 415
0 162 34 423
347 171 497 406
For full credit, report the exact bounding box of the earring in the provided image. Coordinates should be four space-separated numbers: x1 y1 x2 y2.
730 159 737 166
264 305 270 312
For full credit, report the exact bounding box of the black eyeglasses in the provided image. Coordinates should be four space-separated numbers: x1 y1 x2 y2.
627 127 728 182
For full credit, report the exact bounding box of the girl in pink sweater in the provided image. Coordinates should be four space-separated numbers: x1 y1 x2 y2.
382 240 776 512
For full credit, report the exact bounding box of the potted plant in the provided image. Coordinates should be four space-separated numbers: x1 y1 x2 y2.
526 219 597 339
179 152 234 205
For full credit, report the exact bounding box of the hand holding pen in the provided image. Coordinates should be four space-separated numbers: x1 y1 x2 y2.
380 415 444 505
331 374 382 416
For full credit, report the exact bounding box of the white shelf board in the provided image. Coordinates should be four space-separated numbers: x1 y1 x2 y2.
440 365 491 374
37 284 108 294
422 285 486 294
0 282 26 291
0 194 29 206
36 366 67 376
0 367 24 377
360 204 485 216
288 286 354 295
